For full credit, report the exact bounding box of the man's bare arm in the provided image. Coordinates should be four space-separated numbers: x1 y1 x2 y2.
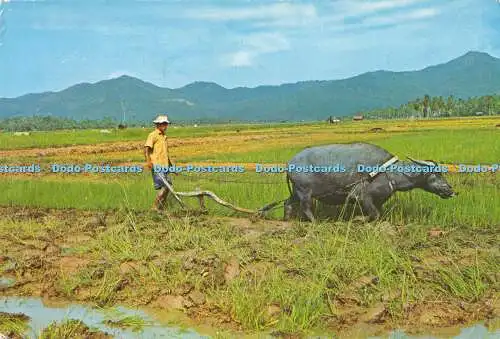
144 146 153 169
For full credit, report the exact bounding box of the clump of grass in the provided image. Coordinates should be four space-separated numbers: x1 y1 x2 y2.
226 275 269 330
274 281 327 332
103 314 151 332
39 319 111 339
433 261 488 302
55 274 81 298
91 269 126 307
0 312 30 338
55 268 96 298
94 224 157 262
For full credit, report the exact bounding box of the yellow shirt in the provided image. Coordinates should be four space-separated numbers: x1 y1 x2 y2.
144 129 170 165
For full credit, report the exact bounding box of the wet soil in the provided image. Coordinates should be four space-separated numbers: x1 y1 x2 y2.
0 206 498 338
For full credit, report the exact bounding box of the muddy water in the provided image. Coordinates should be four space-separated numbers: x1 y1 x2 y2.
0 297 498 338
0 297 209 338
373 325 500 339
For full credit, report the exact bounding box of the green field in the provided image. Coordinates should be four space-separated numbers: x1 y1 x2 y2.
1 118 498 226
0 118 498 338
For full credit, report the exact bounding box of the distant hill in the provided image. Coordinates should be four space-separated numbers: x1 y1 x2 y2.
1 51 500 122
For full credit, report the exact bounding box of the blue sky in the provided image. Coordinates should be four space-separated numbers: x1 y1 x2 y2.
0 0 499 98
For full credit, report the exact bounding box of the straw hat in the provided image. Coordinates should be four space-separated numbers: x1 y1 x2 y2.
153 115 170 124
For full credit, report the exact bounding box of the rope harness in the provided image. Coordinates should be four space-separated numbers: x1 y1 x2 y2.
342 155 399 202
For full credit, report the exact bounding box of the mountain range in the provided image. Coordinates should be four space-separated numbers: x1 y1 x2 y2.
1 51 500 122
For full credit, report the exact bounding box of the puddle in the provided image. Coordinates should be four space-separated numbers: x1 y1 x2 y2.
0 296 498 338
0 297 210 338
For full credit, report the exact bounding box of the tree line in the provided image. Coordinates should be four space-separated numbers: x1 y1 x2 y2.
1 93 499 131
0 116 134 132
361 94 500 119
0 115 242 132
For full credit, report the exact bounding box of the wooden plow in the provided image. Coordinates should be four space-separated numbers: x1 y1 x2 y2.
157 173 285 217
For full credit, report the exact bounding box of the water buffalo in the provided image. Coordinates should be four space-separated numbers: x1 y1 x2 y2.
284 143 456 222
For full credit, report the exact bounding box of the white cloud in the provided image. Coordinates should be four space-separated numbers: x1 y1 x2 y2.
227 51 253 67
0 4 5 47
318 0 432 27
223 33 291 67
342 0 428 15
185 3 317 27
320 2 439 33
185 0 430 29
244 32 290 53
364 8 439 26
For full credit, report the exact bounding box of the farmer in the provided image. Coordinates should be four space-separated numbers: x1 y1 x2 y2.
144 114 174 212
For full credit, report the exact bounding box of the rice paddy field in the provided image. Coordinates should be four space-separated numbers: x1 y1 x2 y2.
0 117 499 338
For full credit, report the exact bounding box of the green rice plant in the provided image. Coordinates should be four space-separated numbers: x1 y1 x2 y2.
94 226 157 262
38 319 108 339
91 269 125 307
433 257 488 302
102 311 151 332
0 312 30 338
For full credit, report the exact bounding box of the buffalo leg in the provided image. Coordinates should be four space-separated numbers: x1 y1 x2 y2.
284 194 299 221
296 189 315 223
360 197 381 221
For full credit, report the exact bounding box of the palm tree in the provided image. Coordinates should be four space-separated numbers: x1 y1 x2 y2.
485 95 493 115
423 95 430 118
446 95 454 113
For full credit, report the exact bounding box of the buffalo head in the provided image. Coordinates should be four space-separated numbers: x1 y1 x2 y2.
408 157 457 199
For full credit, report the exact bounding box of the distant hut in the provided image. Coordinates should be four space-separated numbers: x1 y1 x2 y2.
352 114 364 121
475 111 485 116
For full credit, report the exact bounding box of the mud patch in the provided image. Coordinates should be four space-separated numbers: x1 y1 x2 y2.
223 257 240 283
56 257 90 275
150 295 186 310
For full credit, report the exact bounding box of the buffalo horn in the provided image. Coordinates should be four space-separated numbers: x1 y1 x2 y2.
407 156 437 167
